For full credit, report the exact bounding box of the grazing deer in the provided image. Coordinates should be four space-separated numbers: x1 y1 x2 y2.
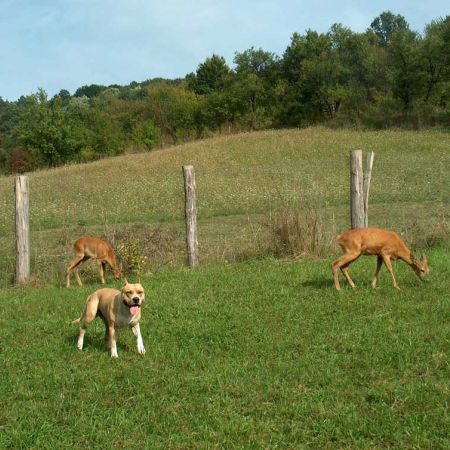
332 227 429 291
66 237 122 288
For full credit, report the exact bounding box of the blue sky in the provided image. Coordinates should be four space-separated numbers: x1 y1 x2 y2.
0 0 448 101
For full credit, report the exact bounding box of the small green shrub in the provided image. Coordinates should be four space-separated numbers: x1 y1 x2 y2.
114 224 181 277
116 237 149 276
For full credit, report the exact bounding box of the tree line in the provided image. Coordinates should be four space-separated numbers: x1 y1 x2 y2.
0 11 448 173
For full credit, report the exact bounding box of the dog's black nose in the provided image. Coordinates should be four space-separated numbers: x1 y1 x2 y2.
132 296 140 304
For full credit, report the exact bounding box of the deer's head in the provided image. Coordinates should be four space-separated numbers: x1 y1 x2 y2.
113 265 122 280
412 254 429 280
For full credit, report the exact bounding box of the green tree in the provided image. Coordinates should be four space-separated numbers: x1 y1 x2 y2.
326 24 389 122
85 108 124 158
233 47 278 129
130 119 160 150
52 89 71 105
187 54 231 95
370 11 409 47
421 17 450 102
280 30 343 124
201 90 240 133
388 28 425 112
74 84 107 98
14 90 81 167
146 83 199 144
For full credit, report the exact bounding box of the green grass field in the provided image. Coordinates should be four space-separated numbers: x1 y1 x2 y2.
0 127 449 448
0 251 449 449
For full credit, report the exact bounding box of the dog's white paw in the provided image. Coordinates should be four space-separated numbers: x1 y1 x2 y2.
111 347 119 358
138 345 146 355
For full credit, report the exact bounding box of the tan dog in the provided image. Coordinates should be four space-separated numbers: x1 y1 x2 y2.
73 281 145 358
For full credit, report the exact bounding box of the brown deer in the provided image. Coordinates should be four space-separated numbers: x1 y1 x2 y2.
332 227 429 291
66 237 122 288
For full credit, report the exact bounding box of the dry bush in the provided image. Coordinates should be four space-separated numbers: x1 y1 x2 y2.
267 205 335 258
112 223 182 276
10 147 31 173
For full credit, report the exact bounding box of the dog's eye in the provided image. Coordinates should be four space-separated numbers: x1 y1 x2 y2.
137 291 143 295
126 291 133 295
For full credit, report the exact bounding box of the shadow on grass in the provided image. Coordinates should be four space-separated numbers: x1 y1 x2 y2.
299 277 333 289
65 329 132 354
65 279 124 289
298 276 376 291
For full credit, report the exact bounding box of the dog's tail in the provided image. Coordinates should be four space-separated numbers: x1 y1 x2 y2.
71 318 81 325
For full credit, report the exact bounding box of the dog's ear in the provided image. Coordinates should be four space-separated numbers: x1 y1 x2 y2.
123 277 129 285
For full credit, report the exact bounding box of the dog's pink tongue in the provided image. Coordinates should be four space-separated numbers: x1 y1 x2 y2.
130 306 139 316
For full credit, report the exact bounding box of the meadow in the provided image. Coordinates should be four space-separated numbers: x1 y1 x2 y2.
0 127 449 448
0 127 448 284
1 252 449 449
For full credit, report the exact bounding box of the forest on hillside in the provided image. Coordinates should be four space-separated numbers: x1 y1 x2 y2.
0 11 449 173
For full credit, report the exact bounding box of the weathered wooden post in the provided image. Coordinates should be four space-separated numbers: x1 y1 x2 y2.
363 151 374 227
182 165 198 267
350 150 364 229
15 175 30 283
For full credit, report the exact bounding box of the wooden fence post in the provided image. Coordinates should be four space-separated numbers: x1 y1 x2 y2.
350 150 364 229
182 165 198 267
15 175 30 283
363 151 374 227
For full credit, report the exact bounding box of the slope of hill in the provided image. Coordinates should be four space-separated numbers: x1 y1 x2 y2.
0 127 448 285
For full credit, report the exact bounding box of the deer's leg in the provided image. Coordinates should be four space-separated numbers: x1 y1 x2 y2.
371 256 383 289
97 260 106 284
74 268 83 286
381 254 400 290
102 262 108 282
66 255 88 288
341 263 356 289
75 256 89 286
332 253 359 290
131 323 145 355
332 257 344 291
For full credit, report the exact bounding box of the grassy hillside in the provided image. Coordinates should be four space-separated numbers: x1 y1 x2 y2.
0 253 449 448
0 127 449 448
0 127 448 285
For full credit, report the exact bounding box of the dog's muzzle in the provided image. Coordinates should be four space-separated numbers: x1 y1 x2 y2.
123 299 141 315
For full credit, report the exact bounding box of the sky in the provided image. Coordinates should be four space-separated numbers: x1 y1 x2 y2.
0 0 448 101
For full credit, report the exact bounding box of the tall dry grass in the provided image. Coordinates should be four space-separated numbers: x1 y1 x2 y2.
267 205 336 259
